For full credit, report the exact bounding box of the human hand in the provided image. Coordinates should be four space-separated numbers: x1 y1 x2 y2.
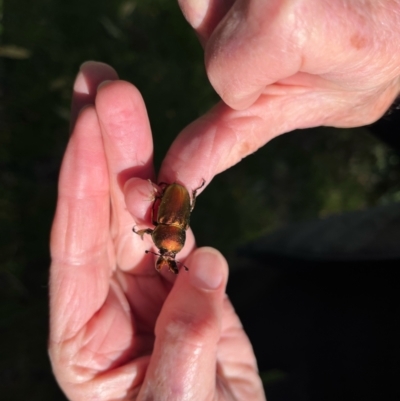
159 0 400 186
49 61 265 400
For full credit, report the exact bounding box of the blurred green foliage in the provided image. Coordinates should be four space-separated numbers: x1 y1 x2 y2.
1 0 400 399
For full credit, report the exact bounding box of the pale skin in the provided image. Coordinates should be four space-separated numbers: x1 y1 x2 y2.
49 62 264 400
50 1 400 400
162 0 400 185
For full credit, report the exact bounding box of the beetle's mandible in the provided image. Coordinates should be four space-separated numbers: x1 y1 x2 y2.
133 180 205 274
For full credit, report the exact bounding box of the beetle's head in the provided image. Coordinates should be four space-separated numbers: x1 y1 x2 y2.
156 256 179 274
145 249 188 274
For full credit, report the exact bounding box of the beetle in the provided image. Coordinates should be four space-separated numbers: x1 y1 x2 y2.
133 180 205 274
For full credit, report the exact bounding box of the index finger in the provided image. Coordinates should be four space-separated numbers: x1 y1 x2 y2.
70 61 118 132
50 106 111 343
158 88 339 189
95 81 155 271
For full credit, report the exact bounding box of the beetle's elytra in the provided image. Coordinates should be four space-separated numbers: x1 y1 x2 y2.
133 180 205 274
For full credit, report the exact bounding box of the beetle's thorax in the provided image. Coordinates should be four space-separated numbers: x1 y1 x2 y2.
151 224 186 254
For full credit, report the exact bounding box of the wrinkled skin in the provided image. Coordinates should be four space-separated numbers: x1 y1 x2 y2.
164 0 400 185
49 62 265 400
50 1 400 399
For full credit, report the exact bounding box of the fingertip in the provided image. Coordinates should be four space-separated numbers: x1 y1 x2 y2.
79 60 118 75
158 116 220 186
178 0 235 43
75 61 118 93
97 80 114 91
124 177 155 224
178 0 210 29
206 44 264 110
156 248 228 330
95 79 143 105
75 103 97 124
187 247 228 291
220 94 260 111
71 61 118 131
73 62 118 96
221 88 264 110
94 79 154 182
95 80 150 135
160 247 228 325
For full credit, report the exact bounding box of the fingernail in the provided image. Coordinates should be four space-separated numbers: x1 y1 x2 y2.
178 0 210 29
189 247 225 290
73 71 90 94
74 61 118 94
97 80 113 91
79 60 108 70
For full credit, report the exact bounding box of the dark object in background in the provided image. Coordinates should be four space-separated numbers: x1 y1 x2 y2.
228 203 400 401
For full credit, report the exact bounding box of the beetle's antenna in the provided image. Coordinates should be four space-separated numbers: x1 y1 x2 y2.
145 250 160 257
176 260 189 271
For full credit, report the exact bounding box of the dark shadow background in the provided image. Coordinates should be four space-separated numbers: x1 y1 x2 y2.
1 1 399 400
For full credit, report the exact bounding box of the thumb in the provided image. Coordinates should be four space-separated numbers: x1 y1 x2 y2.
137 247 228 400
204 0 303 110
178 0 234 43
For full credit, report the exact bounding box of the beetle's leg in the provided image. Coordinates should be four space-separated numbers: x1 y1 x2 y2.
151 197 162 226
176 259 189 272
157 182 169 199
132 226 153 239
168 260 179 274
143 180 161 226
190 179 206 212
157 182 169 190
147 179 162 201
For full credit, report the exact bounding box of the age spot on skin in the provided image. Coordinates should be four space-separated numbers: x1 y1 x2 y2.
350 33 368 50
